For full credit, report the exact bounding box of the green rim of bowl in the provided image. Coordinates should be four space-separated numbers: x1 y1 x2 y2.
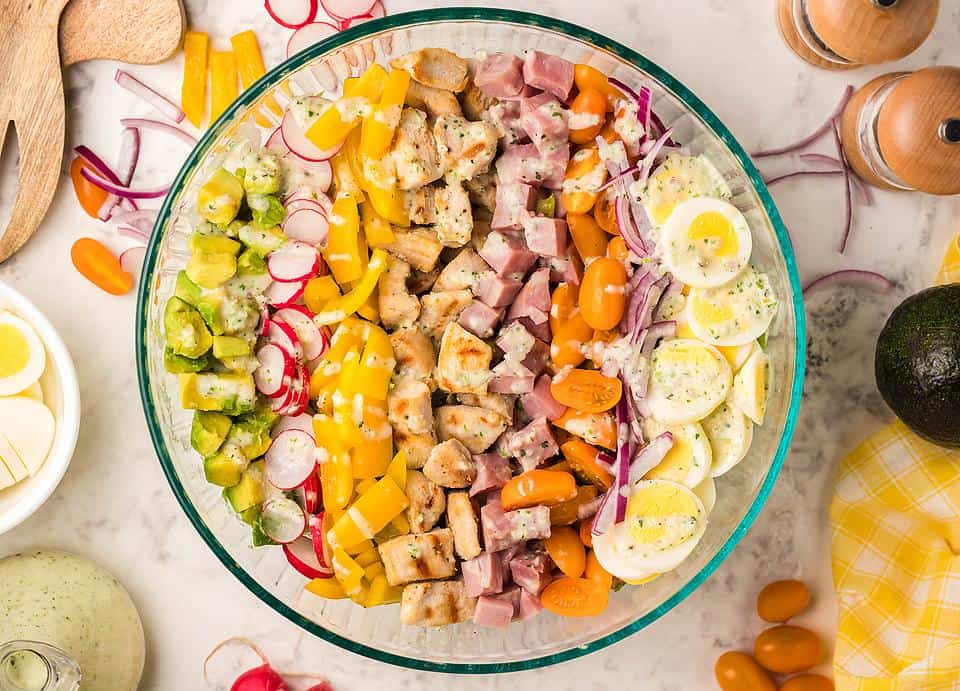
136 7 806 674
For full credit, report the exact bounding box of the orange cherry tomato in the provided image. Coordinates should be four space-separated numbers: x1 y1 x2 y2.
584 549 613 590
569 87 607 145
549 484 598 526
606 236 628 262
587 329 619 367
560 147 606 215
500 470 578 511
555 409 616 450
551 368 622 413
579 257 627 330
540 576 609 617
578 519 593 547
780 675 834 691
567 213 608 260
560 438 614 489
714 652 776 691
754 625 822 674
71 238 134 295
757 580 811 623
573 64 623 111
593 187 619 235
550 309 594 369
544 526 587 578
550 283 578 335
70 157 110 218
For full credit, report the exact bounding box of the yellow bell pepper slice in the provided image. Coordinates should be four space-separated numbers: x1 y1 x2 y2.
306 63 388 151
319 448 354 512
210 50 238 121
355 547 381 568
360 325 395 400
181 31 209 128
360 202 396 247
306 577 348 599
348 583 370 607
327 475 409 550
325 317 367 363
331 548 365 595
331 151 365 203
363 561 386 581
367 574 404 607
350 401 392 479
356 287 379 323
345 539 375 556
361 69 410 158
304 275 341 314
355 477 377 496
364 184 409 227
313 249 388 325
387 450 407 489
374 513 411 544
230 30 282 125
323 195 363 285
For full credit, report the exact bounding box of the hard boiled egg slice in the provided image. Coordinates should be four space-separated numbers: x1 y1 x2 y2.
15 381 43 403
692 476 717 514
642 418 712 489
640 154 731 226
646 338 732 425
0 313 45 397
0 397 55 478
731 349 770 425
659 198 752 289
702 400 754 477
685 266 778 347
676 319 757 373
593 479 707 581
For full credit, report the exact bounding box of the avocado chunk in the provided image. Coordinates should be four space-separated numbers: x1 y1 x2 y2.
203 443 248 487
190 233 242 256
179 372 256 414
243 151 282 195
186 252 237 289
876 284 960 448
251 518 277 547
239 504 262 525
224 460 266 513
237 249 267 276
164 297 213 359
175 272 226 334
213 335 252 359
164 347 213 374
218 355 260 374
248 193 286 228
238 223 286 256
227 408 278 459
190 411 232 457
198 168 244 225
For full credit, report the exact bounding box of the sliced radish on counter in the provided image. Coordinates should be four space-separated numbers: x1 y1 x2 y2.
265 0 319 29
118 246 146 274
283 537 333 579
282 207 330 246
267 242 321 282
204 637 334 691
302 470 322 513
267 320 304 361
259 497 306 544
286 21 340 60
254 344 296 397
339 1 384 28
281 109 341 162
320 0 376 21
264 279 306 307
273 307 328 360
271 412 316 439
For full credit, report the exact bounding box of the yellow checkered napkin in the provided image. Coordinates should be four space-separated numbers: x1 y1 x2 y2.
831 233 960 691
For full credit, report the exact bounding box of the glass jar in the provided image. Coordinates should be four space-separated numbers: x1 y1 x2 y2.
0 642 80 691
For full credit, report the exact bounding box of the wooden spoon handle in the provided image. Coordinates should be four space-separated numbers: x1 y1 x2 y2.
60 0 185 67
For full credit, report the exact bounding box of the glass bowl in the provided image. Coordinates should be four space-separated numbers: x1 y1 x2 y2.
136 7 806 673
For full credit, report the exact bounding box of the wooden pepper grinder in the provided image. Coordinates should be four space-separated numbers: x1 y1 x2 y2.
776 0 938 70
839 67 960 194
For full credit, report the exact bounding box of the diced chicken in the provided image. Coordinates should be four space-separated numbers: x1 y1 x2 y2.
491 182 537 232
476 275 523 308
433 181 473 247
469 453 513 496
474 595 514 629
447 491 482 560
464 172 497 212
462 551 503 597
404 80 462 118
521 374 566 420
392 108 442 190
497 320 536 360
510 548 553 594
489 360 536 395
434 247 493 293
379 528 457 586
433 114 499 182
407 267 440 295
519 93 569 146
423 438 477 488
406 469 446 533
471 211 494 253
436 322 493 394
522 51 574 101
480 496 552 552
392 48 469 92
418 289 473 342
390 326 436 390
435 405 509 454
379 256 420 330
457 392 515 422
474 52 525 98
384 228 443 272
457 300 504 339
398 435 436 471
388 379 437 468
400 580 476 627
523 216 568 258
404 185 437 225
508 417 559 472
478 231 538 278
460 78 498 121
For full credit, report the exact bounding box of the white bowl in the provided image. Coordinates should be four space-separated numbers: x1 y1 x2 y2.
0 280 81 535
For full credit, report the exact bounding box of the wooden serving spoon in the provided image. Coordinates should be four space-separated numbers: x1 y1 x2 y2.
0 0 185 264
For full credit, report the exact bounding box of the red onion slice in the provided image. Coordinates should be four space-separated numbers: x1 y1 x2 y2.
265 0 319 29
802 269 894 296
79 166 169 199
764 169 843 186
753 85 854 158
114 69 184 123
628 432 674 484
120 118 197 146
613 399 632 524
833 121 854 254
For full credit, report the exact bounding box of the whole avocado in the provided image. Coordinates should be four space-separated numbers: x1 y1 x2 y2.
875 284 960 448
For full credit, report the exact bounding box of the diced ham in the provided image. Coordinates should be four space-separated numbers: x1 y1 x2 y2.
536 139 570 189
496 321 536 361
506 267 551 323
495 143 543 186
522 338 550 376
481 496 552 552
477 275 523 308
489 360 536 394
519 93 569 145
470 453 513 496
517 588 543 621
483 101 526 145
478 231 538 277
509 549 553 594
462 552 503 597
473 594 515 629
491 182 536 231
507 416 558 471
498 544 521 585
514 315 551 343
523 216 568 258
491 585 522 615
521 374 566 420
474 53 524 98
458 300 504 339
545 255 581 285
522 51 575 101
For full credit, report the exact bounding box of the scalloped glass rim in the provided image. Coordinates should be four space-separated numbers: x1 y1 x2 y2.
136 7 806 674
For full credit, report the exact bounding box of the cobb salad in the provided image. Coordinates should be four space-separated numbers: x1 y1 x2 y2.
163 45 778 628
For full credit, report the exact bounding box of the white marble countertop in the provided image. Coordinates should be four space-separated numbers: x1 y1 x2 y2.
1 0 959 688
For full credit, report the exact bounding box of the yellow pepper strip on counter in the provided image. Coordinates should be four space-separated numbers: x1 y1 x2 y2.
360 69 410 158
327 474 409 550
312 249 387 325
306 63 388 151
360 202 396 247
323 195 364 284
181 31 209 128
230 30 283 126
209 50 238 121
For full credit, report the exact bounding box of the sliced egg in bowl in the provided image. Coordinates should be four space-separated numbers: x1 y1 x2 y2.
0 312 45 397
702 400 753 477
659 197 752 288
685 266 778 347
641 418 712 489
646 338 732 425
641 154 731 226
732 349 771 426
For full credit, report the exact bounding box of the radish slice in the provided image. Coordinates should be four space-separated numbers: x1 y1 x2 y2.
259 497 307 544
283 538 333 578
282 207 330 247
266 429 317 489
266 127 289 154
321 0 375 21
259 305 271 338
268 242 321 282
281 109 341 162
270 380 296 412
274 307 327 360
286 21 340 59
284 366 311 416
283 153 332 192
286 190 333 216
310 512 335 567
340 1 384 28
255 344 296 397
272 412 316 439
119 246 146 274
265 0 319 29
265 280 306 307
302 470 322 514
268 320 304 361
285 198 327 219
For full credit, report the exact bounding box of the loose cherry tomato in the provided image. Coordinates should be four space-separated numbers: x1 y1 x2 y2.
501 470 578 510
579 257 627 330
578 519 593 547
540 576 608 617
754 625 822 674
567 213 608 260
544 526 586 578
584 548 613 590
573 64 623 110
569 87 607 145
779 675 834 691
593 187 619 235
550 283 578 335
715 651 776 691
550 369 622 413
757 580 811 623
70 157 109 218
71 238 134 295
